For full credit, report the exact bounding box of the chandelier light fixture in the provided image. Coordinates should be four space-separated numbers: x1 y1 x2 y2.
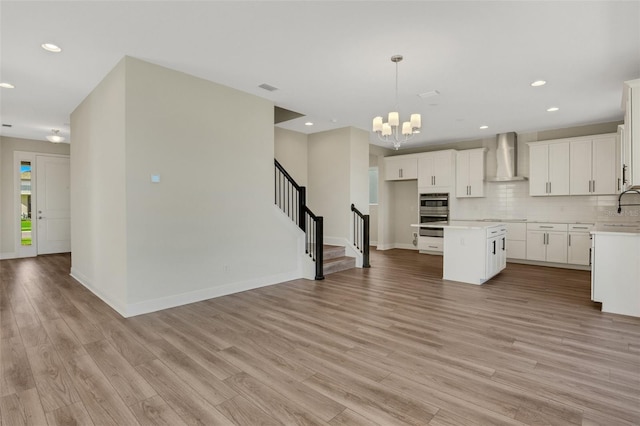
372 55 421 150
46 129 65 143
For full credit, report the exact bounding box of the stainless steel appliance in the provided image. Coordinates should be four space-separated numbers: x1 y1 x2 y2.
419 193 449 237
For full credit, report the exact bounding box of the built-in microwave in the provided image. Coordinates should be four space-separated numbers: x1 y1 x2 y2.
419 193 449 237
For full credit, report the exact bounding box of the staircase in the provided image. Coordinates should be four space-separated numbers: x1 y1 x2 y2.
323 245 356 275
274 158 369 280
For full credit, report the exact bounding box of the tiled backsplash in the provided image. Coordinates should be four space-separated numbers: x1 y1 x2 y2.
453 181 640 223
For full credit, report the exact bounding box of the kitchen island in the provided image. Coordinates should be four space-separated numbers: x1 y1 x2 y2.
591 223 640 317
412 221 507 285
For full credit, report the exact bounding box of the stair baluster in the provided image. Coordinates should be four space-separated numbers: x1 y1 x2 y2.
274 159 324 280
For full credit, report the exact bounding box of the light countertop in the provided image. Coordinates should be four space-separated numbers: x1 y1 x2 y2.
411 221 505 230
591 223 640 235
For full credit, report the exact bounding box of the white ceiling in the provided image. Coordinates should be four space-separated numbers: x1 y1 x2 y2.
1 1 639 149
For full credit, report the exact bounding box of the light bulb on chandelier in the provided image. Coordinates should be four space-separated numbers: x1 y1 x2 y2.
372 55 421 150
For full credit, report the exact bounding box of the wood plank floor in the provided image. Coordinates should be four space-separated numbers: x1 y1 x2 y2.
1 250 639 425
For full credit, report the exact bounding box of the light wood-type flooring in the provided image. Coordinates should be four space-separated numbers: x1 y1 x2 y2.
1 250 639 425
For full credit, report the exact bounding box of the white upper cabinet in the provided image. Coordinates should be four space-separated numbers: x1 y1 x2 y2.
569 134 617 195
456 148 486 198
418 150 456 191
528 141 570 196
383 156 418 181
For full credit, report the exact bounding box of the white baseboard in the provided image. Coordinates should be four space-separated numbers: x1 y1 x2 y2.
375 243 418 251
70 268 128 316
0 252 16 260
71 267 303 318
395 243 418 250
505 258 591 271
124 269 302 317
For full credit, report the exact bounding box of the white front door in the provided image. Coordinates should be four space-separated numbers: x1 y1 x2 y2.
36 155 71 254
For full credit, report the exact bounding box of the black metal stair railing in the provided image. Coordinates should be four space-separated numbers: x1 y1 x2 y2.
274 159 324 280
351 204 371 268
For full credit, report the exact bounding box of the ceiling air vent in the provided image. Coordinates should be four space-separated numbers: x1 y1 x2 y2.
258 83 279 92
418 90 440 99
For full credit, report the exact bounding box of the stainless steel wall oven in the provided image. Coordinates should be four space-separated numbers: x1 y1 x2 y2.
419 193 449 237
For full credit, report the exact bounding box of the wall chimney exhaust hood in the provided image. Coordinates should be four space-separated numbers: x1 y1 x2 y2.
486 132 527 182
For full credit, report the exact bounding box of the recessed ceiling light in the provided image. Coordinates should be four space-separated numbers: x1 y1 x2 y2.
304 122 313 126
0 82 15 89
479 125 489 129
531 80 547 87
41 43 62 53
547 107 559 112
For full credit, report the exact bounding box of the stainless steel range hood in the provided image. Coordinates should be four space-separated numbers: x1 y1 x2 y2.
486 132 527 182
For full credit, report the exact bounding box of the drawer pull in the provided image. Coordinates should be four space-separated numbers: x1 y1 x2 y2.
540 226 553 229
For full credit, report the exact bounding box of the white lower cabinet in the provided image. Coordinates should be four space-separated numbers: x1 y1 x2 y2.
486 233 507 277
567 224 594 265
417 236 443 253
505 222 526 259
526 223 568 263
591 231 640 317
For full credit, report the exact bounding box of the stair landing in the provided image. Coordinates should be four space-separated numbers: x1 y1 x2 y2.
323 245 356 275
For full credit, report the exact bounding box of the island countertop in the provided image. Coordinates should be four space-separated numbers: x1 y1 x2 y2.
411 220 506 230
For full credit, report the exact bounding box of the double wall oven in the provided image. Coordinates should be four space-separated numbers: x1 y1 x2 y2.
419 193 449 237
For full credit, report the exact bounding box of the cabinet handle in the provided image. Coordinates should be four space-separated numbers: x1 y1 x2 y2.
540 226 553 229
502 237 505 251
574 226 588 229
428 245 438 249
399 168 403 178
592 180 595 193
492 240 496 254
549 182 551 194
568 234 571 246
618 178 621 191
589 248 592 266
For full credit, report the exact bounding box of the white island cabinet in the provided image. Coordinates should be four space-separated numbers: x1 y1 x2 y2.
591 224 640 317
412 221 507 285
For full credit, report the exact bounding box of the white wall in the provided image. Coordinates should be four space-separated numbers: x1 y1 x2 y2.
70 58 128 311
71 56 301 316
307 127 369 244
0 136 70 258
274 127 308 186
349 127 370 215
307 128 352 241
